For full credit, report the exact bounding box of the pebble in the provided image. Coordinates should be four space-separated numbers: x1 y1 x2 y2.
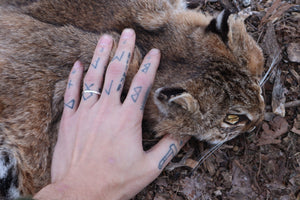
242 0 251 7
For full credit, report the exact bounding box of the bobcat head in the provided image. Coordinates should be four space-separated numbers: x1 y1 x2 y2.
151 10 265 144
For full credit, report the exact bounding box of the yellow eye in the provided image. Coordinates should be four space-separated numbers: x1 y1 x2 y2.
224 115 240 125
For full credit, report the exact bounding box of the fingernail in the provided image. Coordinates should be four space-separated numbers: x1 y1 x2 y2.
74 60 82 68
99 34 112 45
149 48 160 55
121 28 134 39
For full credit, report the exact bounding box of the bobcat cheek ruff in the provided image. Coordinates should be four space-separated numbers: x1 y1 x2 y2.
83 90 101 95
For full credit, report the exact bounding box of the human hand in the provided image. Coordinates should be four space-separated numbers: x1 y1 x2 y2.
35 29 188 200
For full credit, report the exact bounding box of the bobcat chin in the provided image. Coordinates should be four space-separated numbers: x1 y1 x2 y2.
0 0 264 198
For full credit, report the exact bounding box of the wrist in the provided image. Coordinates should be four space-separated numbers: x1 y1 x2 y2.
34 177 124 200
34 182 80 200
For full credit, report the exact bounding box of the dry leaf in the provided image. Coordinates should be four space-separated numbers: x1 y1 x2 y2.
260 0 294 26
185 158 198 169
291 114 300 135
228 161 255 199
287 43 300 63
154 196 168 200
257 116 289 146
180 174 212 200
155 177 168 187
165 148 194 171
261 22 282 83
204 158 216 176
272 69 288 117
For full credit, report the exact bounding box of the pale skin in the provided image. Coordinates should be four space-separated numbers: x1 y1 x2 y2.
34 29 188 200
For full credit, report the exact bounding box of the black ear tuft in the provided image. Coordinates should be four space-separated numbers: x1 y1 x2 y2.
157 87 186 101
205 9 231 43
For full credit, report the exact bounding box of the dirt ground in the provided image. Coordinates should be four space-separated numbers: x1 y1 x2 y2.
134 0 300 199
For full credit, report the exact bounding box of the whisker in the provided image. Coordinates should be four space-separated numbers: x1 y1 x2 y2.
190 141 225 175
259 51 281 87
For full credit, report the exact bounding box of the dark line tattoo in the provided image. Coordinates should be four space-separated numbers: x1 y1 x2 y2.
125 52 131 70
131 86 142 103
83 83 95 101
71 69 76 74
105 80 114 95
64 99 75 109
122 40 127 45
158 144 178 170
117 72 126 92
100 47 104 53
68 80 73 89
141 63 151 73
180 140 183 146
91 57 100 69
112 51 125 62
84 83 95 90
140 85 151 110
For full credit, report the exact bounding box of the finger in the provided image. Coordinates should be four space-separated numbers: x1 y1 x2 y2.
81 35 113 108
145 135 190 174
123 49 161 119
62 61 84 117
100 28 135 105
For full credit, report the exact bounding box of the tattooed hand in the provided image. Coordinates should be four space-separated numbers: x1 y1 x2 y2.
34 29 188 200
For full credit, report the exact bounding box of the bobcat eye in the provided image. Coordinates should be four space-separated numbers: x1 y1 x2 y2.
224 114 239 125
224 114 250 125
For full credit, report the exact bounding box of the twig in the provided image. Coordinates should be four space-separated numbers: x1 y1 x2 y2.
233 159 247 174
256 152 262 177
285 100 300 108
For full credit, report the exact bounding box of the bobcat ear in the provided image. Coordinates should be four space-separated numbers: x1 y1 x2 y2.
226 11 265 77
206 9 231 43
156 87 200 113
169 93 200 113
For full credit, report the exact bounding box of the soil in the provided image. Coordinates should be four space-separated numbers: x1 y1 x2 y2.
134 0 300 199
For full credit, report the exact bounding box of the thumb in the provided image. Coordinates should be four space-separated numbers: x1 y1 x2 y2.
145 134 190 175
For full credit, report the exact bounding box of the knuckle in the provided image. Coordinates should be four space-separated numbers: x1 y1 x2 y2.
84 73 98 83
106 62 124 76
64 90 73 100
133 74 150 86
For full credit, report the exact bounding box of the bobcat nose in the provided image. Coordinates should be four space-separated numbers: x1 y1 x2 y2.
0 149 19 199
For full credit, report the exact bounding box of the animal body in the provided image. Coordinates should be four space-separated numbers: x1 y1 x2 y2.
0 0 264 198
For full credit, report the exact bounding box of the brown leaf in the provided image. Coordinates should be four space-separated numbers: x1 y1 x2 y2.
179 174 212 200
272 69 288 117
291 114 300 135
260 0 294 27
287 43 300 63
228 161 256 198
257 116 289 146
165 148 194 171
185 158 198 169
155 177 168 187
261 23 282 85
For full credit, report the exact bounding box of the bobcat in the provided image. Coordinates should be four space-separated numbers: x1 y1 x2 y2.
0 0 265 198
